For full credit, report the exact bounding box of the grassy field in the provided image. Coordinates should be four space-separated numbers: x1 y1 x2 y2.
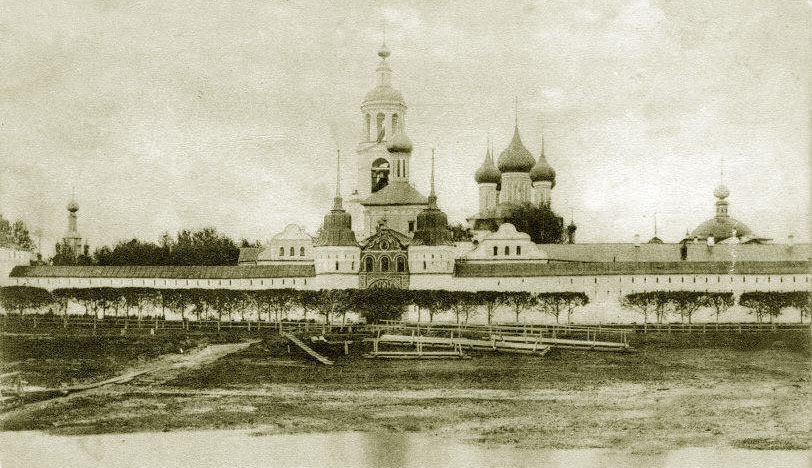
0 332 809 452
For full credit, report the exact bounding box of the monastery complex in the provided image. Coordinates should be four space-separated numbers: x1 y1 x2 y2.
4 44 810 322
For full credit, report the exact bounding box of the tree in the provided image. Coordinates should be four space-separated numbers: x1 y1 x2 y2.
706 292 734 327
536 292 589 324
0 286 52 314
11 220 35 251
666 291 710 325
313 289 351 326
122 288 160 322
349 288 409 323
501 203 565 244
161 289 190 321
94 239 164 265
787 291 812 324
449 223 473 242
503 291 534 323
296 290 321 322
253 289 296 323
448 291 478 324
51 239 92 266
476 291 505 325
621 291 671 329
186 289 212 321
740 291 807 324
411 289 451 323
170 228 240 265
0 215 35 251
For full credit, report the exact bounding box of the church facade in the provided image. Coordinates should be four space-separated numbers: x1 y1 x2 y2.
6 43 810 322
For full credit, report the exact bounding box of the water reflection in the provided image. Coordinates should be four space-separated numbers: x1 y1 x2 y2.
0 430 808 468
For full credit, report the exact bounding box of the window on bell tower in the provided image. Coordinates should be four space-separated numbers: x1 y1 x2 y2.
376 113 385 141
391 113 399 133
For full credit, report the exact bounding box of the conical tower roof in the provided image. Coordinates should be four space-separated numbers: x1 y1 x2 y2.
314 150 358 247
412 148 454 246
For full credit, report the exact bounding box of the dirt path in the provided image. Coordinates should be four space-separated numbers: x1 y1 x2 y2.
0 340 260 415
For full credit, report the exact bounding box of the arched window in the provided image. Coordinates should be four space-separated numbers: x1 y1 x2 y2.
279 247 284 256
504 246 510 255
516 246 521 255
376 113 385 141
365 113 371 140
396 257 405 272
300 247 305 256
381 257 390 272
371 158 390 193
289 247 295 256
391 113 399 133
364 257 373 272
335 261 339 271
493 246 498 256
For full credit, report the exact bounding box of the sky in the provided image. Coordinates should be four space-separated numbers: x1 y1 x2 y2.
1 0 809 255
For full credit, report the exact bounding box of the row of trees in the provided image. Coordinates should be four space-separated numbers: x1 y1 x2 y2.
2 286 808 325
52 227 260 266
621 291 811 325
0 286 588 325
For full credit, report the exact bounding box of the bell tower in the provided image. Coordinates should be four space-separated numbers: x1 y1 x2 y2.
347 42 408 235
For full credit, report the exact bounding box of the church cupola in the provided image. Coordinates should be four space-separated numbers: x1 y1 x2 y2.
475 142 500 215
495 99 534 205
530 135 556 207
474 143 501 185
497 125 535 174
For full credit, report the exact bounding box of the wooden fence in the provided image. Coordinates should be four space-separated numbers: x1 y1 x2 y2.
0 314 807 338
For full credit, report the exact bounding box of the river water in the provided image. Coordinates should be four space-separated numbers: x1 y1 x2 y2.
0 429 808 468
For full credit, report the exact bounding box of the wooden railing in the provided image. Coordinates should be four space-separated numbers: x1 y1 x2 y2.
0 313 807 338
0 314 352 335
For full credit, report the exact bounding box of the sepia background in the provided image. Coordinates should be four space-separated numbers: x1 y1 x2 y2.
1 0 809 254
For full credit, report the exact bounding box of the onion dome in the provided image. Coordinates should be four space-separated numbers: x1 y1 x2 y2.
690 185 754 241
713 184 730 199
387 125 412 153
497 126 535 173
529 138 556 187
378 42 390 59
474 146 501 184
67 199 79 212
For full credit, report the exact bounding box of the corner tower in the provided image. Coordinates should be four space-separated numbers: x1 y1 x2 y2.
409 149 456 290
313 150 361 289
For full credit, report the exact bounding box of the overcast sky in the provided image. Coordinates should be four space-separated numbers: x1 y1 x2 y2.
1 0 809 254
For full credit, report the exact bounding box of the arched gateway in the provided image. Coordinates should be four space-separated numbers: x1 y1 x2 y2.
359 225 410 289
